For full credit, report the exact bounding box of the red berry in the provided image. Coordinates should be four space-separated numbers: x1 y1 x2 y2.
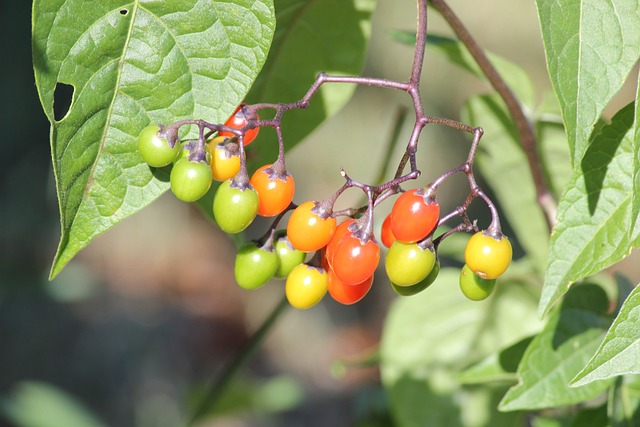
331 233 380 286
380 214 396 248
390 189 439 243
219 104 260 145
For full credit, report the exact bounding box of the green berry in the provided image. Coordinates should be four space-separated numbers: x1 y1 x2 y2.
138 124 180 167
213 180 259 234
234 242 279 289
459 264 496 301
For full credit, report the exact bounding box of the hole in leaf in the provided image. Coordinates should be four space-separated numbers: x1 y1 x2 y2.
119 8 129 15
53 82 74 122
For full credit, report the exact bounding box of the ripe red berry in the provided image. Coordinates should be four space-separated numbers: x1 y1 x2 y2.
390 189 439 243
219 104 260 145
380 214 396 248
331 233 380 286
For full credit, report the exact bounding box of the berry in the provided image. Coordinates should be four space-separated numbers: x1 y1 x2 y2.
274 234 306 278
380 214 396 248
327 269 373 305
391 258 440 296
464 231 512 279
170 158 212 202
209 136 241 181
138 124 180 167
321 248 373 305
390 189 440 243
459 264 496 301
250 164 295 217
286 201 336 252
234 241 279 289
285 264 328 309
325 218 356 269
219 104 260 145
331 233 380 286
385 241 436 287
213 180 259 233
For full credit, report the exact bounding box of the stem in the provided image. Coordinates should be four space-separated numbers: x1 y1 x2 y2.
410 0 428 85
428 0 557 230
185 296 289 427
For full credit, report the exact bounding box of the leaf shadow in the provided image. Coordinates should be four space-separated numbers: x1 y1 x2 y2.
580 104 634 215
150 165 171 183
551 284 609 350
498 336 534 373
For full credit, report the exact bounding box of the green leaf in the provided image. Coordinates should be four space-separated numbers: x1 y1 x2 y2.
462 95 549 274
572 284 640 386
631 71 640 242
381 268 542 425
499 284 612 411
33 0 276 278
540 103 637 316
458 337 533 385
244 0 376 169
1 381 107 427
381 269 542 377
535 100 573 200
392 32 536 107
535 0 640 164
609 375 640 427
385 372 524 427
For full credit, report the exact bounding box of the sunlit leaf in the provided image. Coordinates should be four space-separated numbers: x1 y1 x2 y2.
499 285 612 411
540 103 637 316
535 0 640 164
33 0 275 278
571 284 640 386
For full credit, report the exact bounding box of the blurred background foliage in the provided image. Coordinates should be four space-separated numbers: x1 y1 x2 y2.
3 0 638 426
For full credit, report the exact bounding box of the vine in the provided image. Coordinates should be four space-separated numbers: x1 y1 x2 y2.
140 0 527 418
142 0 517 300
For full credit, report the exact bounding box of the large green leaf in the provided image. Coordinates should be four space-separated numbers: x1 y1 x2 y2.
499 285 612 411
572 284 640 386
244 0 376 169
535 0 640 164
540 103 638 316
462 95 549 274
33 0 275 278
381 268 542 426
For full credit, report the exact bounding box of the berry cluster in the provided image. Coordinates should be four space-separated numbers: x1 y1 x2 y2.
137 94 513 309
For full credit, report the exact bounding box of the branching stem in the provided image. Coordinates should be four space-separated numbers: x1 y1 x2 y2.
428 0 557 229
